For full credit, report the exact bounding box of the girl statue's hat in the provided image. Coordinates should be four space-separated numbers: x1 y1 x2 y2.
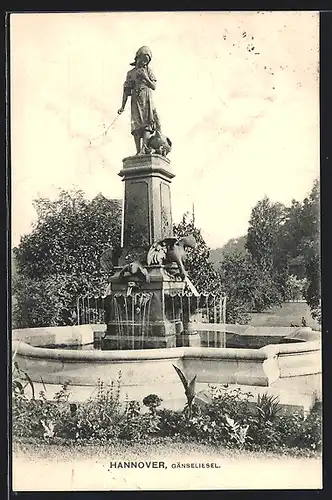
130 46 152 66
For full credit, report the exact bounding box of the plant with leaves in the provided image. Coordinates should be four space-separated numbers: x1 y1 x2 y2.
246 198 286 270
118 399 159 440
285 274 307 302
12 345 35 401
142 394 163 415
256 393 281 423
41 419 55 440
301 180 320 320
278 180 320 321
173 364 197 420
56 377 123 442
209 235 248 270
14 189 122 279
224 414 250 448
206 385 254 425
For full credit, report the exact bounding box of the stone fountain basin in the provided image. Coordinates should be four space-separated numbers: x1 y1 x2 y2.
12 324 321 413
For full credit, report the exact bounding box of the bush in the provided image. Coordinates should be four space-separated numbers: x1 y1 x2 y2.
12 385 69 439
12 374 322 454
118 400 161 441
205 385 255 425
12 273 108 329
12 190 121 329
143 394 163 414
274 406 322 451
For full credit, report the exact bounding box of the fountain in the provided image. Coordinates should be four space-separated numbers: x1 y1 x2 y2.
100 152 203 350
12 46 321 413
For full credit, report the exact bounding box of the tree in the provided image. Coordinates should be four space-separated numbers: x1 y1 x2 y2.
246 197 286 268
14 189 121 280
219 249 283 320
246 197 289 304
13 189 121 328
280 199 306 279
284 274 306 302
245 181 320 321
300 180 320 319
209 235 247 270
278 179 320 320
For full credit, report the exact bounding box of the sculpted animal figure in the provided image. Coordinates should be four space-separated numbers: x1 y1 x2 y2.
146 130 172 157
100 246 122 271
147 235 197 281
118 261 150 283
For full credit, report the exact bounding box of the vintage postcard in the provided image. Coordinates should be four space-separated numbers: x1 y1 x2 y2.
10 11 322 491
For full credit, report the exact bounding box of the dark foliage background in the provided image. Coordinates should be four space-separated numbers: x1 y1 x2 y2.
12 180 320 328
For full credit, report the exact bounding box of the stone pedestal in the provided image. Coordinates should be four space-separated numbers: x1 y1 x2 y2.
119 154 174 262
100 154 200 350
176 331 202 348
101 266 186 350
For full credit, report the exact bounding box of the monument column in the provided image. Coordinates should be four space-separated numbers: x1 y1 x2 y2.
100 45 201 350
119 154 174 259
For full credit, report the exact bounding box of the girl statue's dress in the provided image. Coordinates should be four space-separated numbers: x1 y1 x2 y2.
124 65 160 136
118 46 161 154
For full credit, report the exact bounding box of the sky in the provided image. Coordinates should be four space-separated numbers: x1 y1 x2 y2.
10 11 319 249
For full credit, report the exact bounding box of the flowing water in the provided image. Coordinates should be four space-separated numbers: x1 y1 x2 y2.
112 292 153 349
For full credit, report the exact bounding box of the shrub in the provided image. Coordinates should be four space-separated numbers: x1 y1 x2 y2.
157 408 187 438
274 405 322 451
12 273 108 329
204 385 255 426
56 377 123 442
12 390 63 439
118 400 160 441
142 394 163 415
12 371 322 453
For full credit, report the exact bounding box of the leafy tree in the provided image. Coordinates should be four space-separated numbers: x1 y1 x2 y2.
13 189 121 328
219 250 283 319
300 180 320 319
278 180 320 320
12 274 86 328
209 235 247 269
14 189 121 280
246 197 289 305
218 251 252 324
284 274 306 302
280 199 306 279
245 181 320 321
246 197 286 270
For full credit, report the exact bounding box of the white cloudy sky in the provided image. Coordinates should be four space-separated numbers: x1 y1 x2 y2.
10 11 319 249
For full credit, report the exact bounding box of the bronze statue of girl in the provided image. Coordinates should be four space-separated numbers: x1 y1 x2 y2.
118 46 162 155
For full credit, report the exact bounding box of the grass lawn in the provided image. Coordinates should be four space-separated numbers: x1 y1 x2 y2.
12 438 322 490
13 436 321 461
248 302 320 329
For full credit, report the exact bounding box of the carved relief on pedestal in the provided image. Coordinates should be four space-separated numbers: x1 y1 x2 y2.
160 182 172 239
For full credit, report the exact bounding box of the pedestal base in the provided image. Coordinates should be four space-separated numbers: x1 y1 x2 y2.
176 332 202 347
100 334 177 350
101 318 179 350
